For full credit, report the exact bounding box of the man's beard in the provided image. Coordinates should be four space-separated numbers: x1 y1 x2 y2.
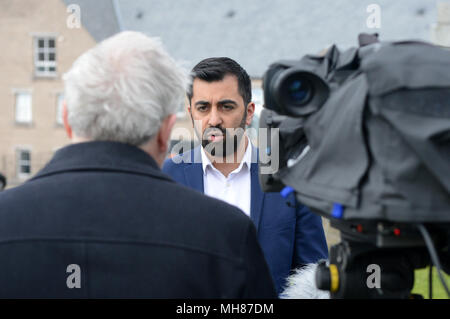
201 110 247 159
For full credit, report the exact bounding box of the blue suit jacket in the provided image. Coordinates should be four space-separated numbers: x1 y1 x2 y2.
163 146 328 294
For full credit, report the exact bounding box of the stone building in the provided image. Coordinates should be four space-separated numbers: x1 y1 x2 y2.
0 0 119 188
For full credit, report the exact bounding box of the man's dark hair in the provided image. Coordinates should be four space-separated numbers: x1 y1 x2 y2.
187 57 252 106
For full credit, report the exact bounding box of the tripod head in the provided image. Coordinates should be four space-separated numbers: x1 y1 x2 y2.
314 221 448 298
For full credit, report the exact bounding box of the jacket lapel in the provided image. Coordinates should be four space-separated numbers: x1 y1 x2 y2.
183 164 204 193
183 147 204 193
182 145 264 232
250 162 265 233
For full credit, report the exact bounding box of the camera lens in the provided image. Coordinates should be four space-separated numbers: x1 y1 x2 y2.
285 78 313 105
265 65 329 116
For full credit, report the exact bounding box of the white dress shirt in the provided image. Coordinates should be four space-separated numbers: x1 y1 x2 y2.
200 139 252 217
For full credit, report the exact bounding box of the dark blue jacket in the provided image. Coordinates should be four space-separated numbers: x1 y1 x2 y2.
0 141 276 298
163 146 328 294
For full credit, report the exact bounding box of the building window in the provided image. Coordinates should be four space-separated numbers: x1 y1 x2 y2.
56 93 64 125
17 149 31 178
15 92 32 124
34 36 57 76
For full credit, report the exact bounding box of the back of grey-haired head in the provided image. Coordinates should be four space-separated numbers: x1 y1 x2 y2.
63 31 187 146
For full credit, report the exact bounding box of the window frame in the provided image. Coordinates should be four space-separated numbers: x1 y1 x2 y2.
14 90 33 124
33 35 57 77
16 148 32 179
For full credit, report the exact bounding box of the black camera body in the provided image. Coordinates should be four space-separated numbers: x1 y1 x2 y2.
259 36 450 298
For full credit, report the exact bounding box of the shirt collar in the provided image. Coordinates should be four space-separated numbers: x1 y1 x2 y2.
200 136 252 176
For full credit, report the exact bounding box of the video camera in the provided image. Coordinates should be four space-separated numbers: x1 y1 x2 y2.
259 34 450 299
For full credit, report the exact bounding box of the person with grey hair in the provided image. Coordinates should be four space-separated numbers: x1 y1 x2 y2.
0 31 276 298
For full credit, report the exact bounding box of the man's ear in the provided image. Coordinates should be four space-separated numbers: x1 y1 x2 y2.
245 102 256 126
157 114 177 153
187 104 194 127
63 101 73 139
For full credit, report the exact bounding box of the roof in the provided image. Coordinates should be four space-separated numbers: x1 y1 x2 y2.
115 0 437 78
61 0 438 78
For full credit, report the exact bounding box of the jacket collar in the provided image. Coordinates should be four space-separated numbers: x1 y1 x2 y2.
183 145 265 232
250 151 265 233
32 141 172 183
200 137 253 175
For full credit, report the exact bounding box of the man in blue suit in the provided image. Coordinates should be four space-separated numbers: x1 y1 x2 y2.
163 57 328 294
